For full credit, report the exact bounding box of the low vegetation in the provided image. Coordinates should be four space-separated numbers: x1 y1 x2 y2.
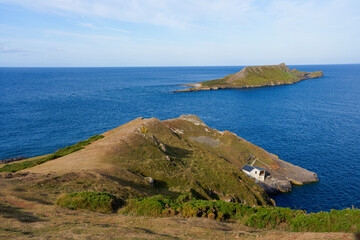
120 195 360 233
56 191 121 213
0 135 104 172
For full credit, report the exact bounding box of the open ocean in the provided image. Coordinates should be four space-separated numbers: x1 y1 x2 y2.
1 64 359 212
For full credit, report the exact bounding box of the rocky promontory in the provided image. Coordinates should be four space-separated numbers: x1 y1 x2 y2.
0 115 317 206
175 63 323 92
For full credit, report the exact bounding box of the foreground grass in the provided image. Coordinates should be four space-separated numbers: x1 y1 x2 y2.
120 195 360 233
0 135 104 172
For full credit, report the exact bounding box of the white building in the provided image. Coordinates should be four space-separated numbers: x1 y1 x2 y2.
241 165 266 181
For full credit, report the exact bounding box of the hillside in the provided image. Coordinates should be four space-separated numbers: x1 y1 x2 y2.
0 115 317 206
176 63 323 92
3 115 359 239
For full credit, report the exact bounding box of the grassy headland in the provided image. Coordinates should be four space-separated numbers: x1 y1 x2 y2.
0 116 318 207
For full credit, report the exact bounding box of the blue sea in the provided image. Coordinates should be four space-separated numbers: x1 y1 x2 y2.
1 65 360 212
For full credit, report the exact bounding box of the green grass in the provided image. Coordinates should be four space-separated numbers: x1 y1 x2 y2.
120 195 360 232
0 135 104 172
201 75 231 86
229 67 298 86
200 64 322 88
56 191 121 213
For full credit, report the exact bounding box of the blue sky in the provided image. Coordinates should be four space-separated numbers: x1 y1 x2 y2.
0 0 359 67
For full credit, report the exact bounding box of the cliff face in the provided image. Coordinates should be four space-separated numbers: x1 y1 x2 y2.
176 63 323 92
2 115 318 206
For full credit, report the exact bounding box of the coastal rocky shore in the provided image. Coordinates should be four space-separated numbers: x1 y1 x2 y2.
0 156 27 164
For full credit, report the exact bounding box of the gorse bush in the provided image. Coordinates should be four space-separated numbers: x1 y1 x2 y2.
119 195 360 233
56 191 120 213
120 195 256 221
120 195 171 217
0 135 104 172
245 207 303 229
140 126 148 134
290 209 360 232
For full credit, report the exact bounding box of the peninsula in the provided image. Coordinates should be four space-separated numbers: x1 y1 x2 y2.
175 63 323 92
1 115 317 206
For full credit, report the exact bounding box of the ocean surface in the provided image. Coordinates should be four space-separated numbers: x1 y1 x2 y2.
1 64 360 212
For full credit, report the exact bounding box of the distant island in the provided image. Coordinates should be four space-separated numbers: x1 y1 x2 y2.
175 63 323 92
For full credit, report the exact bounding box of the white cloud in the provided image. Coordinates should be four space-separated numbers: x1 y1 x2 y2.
1 0 359 65
0 0 256 28
48 47 65 52
0 43 28 54
104 27 130 34
77 22 130 33
77 22 100 29
47 30 126 40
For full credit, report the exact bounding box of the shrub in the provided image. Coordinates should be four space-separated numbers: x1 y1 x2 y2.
245 207 302 229
140 126 148 134
120 195 251 221
56 191 120 213
290 209 360 232
118 195 360 233
119 195 172 217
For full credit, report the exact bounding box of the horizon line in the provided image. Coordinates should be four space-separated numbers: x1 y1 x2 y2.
0 63 359 68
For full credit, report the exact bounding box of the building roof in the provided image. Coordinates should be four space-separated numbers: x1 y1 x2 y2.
242 165 265 172
242 165 254 172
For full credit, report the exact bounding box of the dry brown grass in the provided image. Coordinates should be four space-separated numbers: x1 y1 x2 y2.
0 198 355 240
21 117 155 175
0 176 356 240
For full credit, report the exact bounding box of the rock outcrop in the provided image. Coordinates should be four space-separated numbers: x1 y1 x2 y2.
256 157 318 195
0 156 27 164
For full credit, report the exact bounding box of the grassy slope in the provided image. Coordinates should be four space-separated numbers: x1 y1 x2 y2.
104 117 272 206
0 135 104 172
229 66 297 86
